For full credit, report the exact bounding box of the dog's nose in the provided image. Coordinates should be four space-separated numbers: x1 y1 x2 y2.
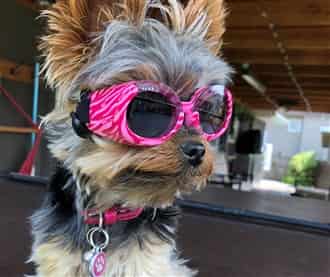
180 141 206 167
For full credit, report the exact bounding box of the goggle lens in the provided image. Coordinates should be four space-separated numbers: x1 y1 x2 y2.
127 91 177 138
194 86 227 135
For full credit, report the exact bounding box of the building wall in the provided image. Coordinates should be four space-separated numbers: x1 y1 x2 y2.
263 112 330 161
260 111 330 180
263 116 302 159
0 2 55 176
300 114 330 160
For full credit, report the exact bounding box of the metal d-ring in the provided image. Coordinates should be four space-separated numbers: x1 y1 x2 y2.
87 227 110 250
86 212 104 241
86 213 109 250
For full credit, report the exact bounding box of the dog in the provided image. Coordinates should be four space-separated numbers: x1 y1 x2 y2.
30 1 232 276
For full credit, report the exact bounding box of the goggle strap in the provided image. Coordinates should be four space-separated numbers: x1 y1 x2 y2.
76 91 91 124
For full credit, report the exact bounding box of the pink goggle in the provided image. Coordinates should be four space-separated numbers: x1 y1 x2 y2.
73 81 233 146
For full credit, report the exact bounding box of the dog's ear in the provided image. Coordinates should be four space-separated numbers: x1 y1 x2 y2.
40 0 92 90
40 0 226 90
184 0 227 54
40 0 149 90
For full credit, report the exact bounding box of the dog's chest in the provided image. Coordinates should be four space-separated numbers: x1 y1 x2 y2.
100 235 194 277
32 233 195 277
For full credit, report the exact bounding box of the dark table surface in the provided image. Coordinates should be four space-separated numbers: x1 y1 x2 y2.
186 185 330 223
0 178 329 277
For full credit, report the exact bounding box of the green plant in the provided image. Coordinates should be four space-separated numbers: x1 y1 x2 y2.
282 151 319 187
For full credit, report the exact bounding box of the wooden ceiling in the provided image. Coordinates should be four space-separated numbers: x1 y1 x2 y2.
223 0 330 113
17 0 330 113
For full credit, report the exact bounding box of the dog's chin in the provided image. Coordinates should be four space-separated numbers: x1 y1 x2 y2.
93 168 209 210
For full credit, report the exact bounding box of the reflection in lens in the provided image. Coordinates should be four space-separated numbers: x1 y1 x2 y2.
195 86 227 134
127 91 176 138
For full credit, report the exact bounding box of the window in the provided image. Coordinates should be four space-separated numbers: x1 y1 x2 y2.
288 119 302 133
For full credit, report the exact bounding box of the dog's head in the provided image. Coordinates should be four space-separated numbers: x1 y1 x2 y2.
41 0 231 209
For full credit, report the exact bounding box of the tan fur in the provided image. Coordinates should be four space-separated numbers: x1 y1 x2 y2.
104 233 195 276
31 240 84 276
184 0 227 54
40 0 226 91
70 135 213 209
32 235 195 277
39 0 92 91
40 0 150 92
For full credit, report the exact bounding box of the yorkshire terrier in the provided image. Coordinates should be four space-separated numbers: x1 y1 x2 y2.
30 0 233 276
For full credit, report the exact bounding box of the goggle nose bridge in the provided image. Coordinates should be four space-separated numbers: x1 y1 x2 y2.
180 101 200 130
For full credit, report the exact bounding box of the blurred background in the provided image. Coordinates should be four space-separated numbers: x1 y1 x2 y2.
0 1 329 277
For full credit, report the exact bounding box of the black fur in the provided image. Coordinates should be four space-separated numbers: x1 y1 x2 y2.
31 166 180 252
31 167 87 250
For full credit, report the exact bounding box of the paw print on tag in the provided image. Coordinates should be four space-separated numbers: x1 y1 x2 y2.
91 252 106 277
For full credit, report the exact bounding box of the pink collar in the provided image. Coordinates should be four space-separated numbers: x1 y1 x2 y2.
83 206 144 226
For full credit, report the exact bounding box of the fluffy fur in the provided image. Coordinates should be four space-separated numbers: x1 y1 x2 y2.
31 0 231 276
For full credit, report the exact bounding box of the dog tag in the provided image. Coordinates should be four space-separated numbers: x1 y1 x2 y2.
84 217 110 277
84 248 106 277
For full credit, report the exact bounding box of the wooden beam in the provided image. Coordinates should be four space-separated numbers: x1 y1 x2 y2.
232 64 330 78
240 102 276 110
0 126 38 134
0 58 33 83
240 100 330 113
227 0 330 28
267 82 330 89
234 91 330 101
291 107 330 113
248 101 330 110
234 86 330 95
287 103 330 108
289 105 330 112
235 84 330 92
225 27 330 50
234 94 330 104
258 72 330 79
236 96 277 104
236 95 330 113
233 90 330 108
251 76 330 84
235 79 330 89
225 48 330 66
